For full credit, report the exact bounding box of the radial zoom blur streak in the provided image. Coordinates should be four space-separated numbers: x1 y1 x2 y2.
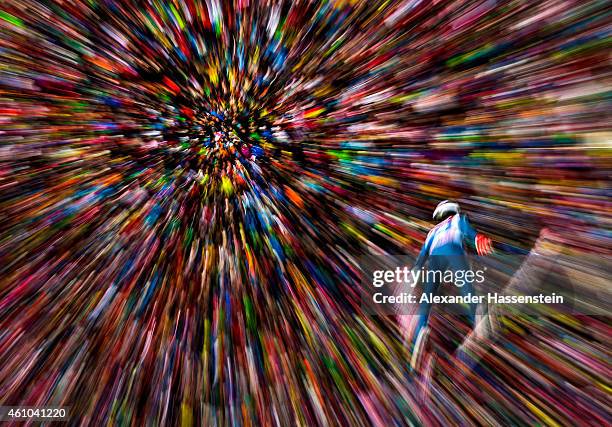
0 0 611 426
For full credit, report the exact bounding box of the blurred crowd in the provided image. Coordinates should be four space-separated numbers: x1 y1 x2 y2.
0 0 610 425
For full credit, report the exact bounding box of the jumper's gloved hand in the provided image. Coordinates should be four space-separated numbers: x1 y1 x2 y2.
475 233 494 256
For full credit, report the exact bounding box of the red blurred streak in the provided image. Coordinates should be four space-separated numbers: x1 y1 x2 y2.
163 76 181 94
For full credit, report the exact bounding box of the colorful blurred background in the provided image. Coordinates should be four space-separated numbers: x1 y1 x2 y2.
0 0 610 425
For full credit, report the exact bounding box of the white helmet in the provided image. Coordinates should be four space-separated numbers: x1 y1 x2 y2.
433 200 460 220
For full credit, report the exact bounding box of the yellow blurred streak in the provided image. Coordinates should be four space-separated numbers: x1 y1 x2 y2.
367 176 398 187
180 403 193 427
304 108 325 119
522 398 561 427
